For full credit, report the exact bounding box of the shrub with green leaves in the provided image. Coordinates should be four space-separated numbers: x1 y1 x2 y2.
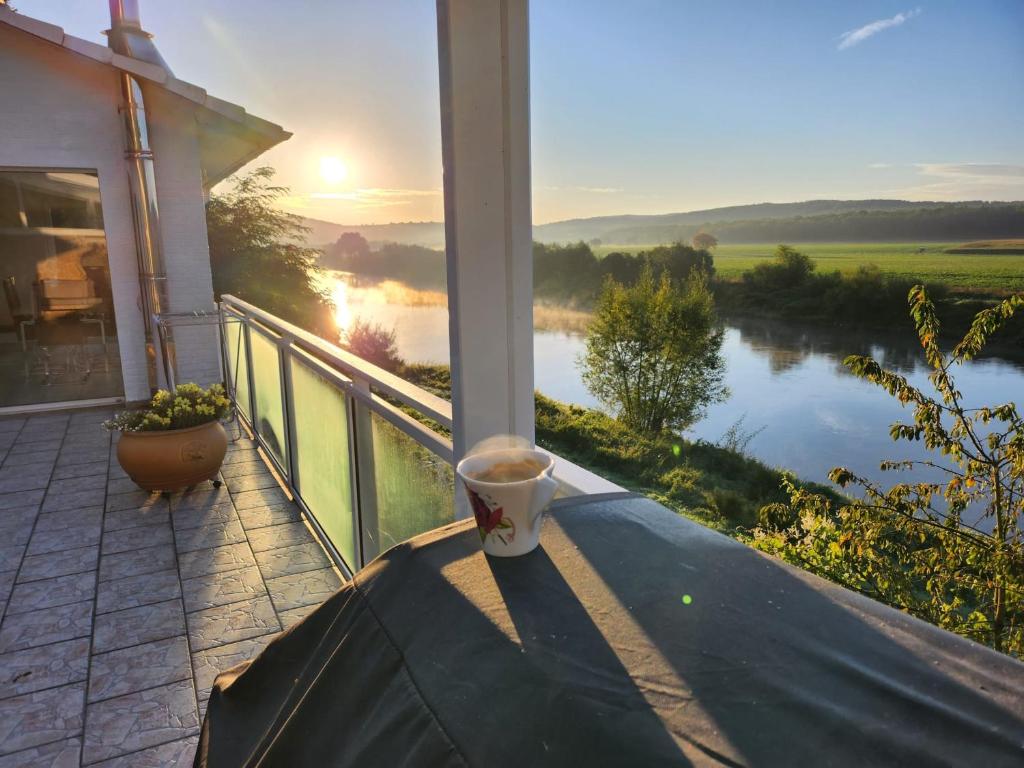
754 286 1024 656
105 384 232 433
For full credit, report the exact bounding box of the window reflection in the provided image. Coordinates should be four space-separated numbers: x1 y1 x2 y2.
0 170 122 407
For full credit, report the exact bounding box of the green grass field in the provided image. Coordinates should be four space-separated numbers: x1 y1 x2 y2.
592 242 1024 294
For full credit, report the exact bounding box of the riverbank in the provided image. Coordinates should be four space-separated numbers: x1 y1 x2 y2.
402 363 834 535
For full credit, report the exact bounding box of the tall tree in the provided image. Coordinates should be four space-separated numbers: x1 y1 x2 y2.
206 166 335 338
692 231 718 250
580 266 727 435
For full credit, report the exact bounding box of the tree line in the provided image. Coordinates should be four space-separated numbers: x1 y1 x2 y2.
594 203 1024 245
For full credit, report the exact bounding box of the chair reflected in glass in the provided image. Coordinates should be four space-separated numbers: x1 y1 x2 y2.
1 275 110 386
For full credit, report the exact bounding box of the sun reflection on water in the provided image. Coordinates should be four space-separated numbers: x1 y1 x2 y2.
331 280 353 333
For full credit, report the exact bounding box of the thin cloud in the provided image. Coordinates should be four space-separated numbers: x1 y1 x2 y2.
838 8 921 50
880 162 1024 200
283 188 442 210
916 163 1024 179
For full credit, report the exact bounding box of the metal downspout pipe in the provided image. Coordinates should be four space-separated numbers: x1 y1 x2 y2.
107 0 172 391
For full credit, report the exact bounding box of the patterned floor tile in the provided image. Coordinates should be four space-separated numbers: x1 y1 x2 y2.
265 567 342 613
34 506 103 533
176 542 256 581
105 490 165 514
0 571 13 608
174 519 247 554
2 448 58 468
0 508 38 533
102 504 171 533
220 448 260 465
92 599 186 655
181 565 266 614
18 545 98 583
245 521 314 553
0 544 25 572
42 488 107 514
223 472 279 494
0 683 84 757
26 523 102 557
253 541 331 580
89 734 197 768
0 600 93 653
278 602 319 632
187 594 280 652
88 636 191 703
0 737 80 768
170 503 237 532
0 489 45 512
6 572 96 615
218 460 269 479
0 522 31 546
105 477 144 497
98 544 175 583
169 487 231 513
82 679 198 764
235 503 301 531
101 524 173 556
191 634 274 700
95 569 181 615
0 638 89 699
46 474 107 496
51 461 108 481
231 487 291 511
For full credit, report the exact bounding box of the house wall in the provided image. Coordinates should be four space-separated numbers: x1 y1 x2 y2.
144 85 221 388
0 25 150 401
0 27 223 402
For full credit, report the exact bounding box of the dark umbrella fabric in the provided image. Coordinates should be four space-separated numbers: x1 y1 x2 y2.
196 493 1024 767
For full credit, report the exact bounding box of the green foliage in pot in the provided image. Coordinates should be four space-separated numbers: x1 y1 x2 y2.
105 384 232 433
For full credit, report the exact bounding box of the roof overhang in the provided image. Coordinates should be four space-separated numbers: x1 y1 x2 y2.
0 6 291 187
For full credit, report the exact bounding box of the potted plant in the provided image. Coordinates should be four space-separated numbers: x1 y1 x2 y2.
106 383 233 493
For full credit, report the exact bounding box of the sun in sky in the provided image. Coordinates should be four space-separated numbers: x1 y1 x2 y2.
319 156 348 186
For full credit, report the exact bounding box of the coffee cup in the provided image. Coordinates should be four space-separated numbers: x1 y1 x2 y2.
456 448 558 557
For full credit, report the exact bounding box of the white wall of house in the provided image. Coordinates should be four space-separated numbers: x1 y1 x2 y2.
0 26 222 403
145 85 221 388
0 25 150 402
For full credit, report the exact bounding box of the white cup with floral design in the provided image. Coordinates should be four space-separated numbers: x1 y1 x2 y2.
456 448 559 557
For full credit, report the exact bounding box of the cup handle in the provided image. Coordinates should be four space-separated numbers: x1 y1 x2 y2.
531 473 559 525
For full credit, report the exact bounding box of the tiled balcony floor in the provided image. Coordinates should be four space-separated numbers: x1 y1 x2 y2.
0 409 344 767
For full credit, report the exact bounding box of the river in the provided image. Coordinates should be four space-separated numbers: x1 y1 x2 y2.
328 273 1024 528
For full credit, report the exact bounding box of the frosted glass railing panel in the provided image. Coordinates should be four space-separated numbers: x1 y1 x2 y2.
248 328 288 471
223 318 251 421
360 408 454 562
290 356 358 568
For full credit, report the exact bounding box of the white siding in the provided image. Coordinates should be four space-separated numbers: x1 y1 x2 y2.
0 25 150 401
145 85 221 388
0 27 224 399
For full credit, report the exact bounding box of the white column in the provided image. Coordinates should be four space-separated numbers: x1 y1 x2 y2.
437 0 535 465
144 85 222 388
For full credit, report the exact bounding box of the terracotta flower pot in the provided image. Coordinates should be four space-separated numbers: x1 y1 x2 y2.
116 420 229 493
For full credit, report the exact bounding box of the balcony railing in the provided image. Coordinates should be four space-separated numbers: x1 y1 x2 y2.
219 295 620 577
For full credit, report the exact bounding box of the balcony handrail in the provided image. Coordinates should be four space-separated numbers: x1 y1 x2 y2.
218 294 623 577
221 294 453 429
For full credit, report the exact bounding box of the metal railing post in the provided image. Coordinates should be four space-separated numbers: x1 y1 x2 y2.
279 335 299 485
242 316 258 437
351 378 379 567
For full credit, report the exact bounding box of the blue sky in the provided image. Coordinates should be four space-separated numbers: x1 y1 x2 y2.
15 1 1024 224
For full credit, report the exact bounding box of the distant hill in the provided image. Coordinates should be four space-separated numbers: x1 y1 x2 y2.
301 199 1024 249
301 218 445 248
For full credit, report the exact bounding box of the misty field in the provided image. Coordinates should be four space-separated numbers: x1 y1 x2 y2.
593 242 1024 294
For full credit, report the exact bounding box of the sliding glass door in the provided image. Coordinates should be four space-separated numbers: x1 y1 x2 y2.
0 170 123 407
